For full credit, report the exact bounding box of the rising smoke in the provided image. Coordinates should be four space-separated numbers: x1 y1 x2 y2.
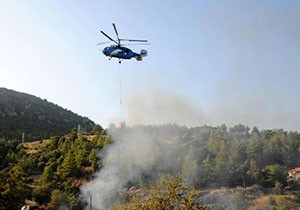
80 89 205 209
125 89 207 127
80 89 263 209
80 125 186 209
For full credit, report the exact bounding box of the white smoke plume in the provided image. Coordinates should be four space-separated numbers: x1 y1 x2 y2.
80 125 184 209
80 89 206 209
125 89 207 127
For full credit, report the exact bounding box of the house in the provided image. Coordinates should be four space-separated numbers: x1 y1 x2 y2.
288 167 300 180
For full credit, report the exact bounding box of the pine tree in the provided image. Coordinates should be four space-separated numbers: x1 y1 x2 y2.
57 152 77 179
40 165 55 187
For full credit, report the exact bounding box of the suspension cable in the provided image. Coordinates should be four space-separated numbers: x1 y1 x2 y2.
118 63 124 126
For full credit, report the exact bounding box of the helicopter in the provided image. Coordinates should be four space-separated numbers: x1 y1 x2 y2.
98 23 148 63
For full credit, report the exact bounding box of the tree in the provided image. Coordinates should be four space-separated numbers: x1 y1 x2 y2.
50 189 69 209
228 142 247 187
57 152 77 179
40 165 55 187
32 186 51 205
0 165 31 210
89 148 98 172
263 164 286 187
246 133 263 164
75 148 86 167
182 147 200 187
213 139 230 186
91 124 104 135
273 181 283 194
246 159 261 185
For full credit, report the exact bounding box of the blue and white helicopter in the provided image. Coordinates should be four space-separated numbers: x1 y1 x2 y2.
98 23 148 63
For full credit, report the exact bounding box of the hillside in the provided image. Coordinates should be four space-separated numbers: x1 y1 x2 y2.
1 125 300 209
0 87 95 140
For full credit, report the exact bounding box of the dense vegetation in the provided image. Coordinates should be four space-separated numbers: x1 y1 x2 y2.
1 124 300 209
109 124 300 209
0 88 95 140
0 125 109 210
114 124 300 189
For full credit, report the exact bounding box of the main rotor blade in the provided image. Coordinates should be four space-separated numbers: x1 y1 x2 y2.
121 43 151 46
112 23 120 44
112 23 119 37
96 41 111 45
119 39 148 42
101 31 118 45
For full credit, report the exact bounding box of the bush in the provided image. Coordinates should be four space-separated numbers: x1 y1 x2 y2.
32 187 51 205
273 182 283 195
248 184 263 196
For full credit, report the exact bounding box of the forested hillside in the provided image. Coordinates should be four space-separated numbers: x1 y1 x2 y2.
0 126 109 210
90 124 300 209
1 124 300 209
105 124 300 189
0 88 95 140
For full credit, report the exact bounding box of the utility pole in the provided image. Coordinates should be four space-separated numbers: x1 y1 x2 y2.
89 193 92 210
78 124 81 138
22 132 25 144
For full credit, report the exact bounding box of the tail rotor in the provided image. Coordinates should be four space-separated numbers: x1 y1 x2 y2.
136 49 147 61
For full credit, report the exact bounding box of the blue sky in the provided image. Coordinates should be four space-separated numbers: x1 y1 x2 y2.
1 0 300 130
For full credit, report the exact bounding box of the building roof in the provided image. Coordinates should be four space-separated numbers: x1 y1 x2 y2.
288 167 300 174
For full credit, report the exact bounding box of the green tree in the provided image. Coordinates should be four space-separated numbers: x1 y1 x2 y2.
246 133 263 165
91 124 104 135
263 164 286 187
32 186 51 205
214 139 230 186
75 148 86 167
273 181 283 194
228 142 247 186
40 165 55 187
50 189 69 209
57 152 77 179
89 148 98 172
246 159 261 185
182 147 200 187
0 165 31 210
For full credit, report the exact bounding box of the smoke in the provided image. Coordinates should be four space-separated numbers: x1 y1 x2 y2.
199 188 251 210
80 125 185 209
124 89 207 127
79 89 266 209
80 89 205 209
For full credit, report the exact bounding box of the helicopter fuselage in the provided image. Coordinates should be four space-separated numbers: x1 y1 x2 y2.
102 45 140 60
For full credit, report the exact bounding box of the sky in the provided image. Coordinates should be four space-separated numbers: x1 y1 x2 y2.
1 0 300 130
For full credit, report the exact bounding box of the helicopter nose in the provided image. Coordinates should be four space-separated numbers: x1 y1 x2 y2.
102 49 108 55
